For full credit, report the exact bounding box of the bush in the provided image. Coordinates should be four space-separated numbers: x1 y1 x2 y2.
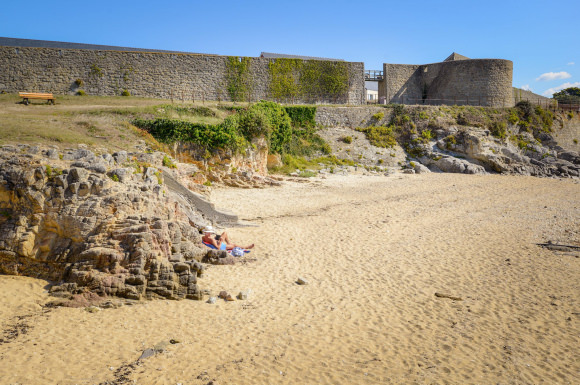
444 135 457 149
76 90 86 96
284 106 317 128
490 121 507 139
567 111 574 119
191 106 217 117
74 78 84 87
341 135 353 144
240 101 293 154
162 155 177 169
132 118 246 152
356 125 397 148
508 110 519 124
515 100 534 120
121 90 131 97
420 130 432 141
372 112 384 121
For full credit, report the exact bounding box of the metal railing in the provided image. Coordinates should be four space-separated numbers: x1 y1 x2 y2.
364 70 383 81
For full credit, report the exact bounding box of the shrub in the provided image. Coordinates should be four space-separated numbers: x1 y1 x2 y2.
341 135 353 144
240 101 293 154
444 135 457 149
191 106 217 117
372 112 385 121
420 130 432 141
356 125 397 148
418 111 429 120
284 106 317 128
110 174 120 182
74 78 84 87
490 121 507 139
568 111 574 119
515 100 534 120
508 110 519 124
121 90 131 97
162 155 177 169
76 90 86 96
203 180 212 186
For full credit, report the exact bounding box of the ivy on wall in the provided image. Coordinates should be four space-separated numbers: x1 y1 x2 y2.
268 58 350 101
268 59 302 100
226 56 252 102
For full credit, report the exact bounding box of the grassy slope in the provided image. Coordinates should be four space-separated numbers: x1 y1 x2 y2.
0 94 231 152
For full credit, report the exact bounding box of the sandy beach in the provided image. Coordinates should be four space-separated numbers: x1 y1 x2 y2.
0 173 578 385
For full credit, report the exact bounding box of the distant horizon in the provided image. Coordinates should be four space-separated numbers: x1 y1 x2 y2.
1 0 577 97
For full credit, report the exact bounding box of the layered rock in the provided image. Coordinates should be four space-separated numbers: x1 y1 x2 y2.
414 126 580 178
0 145 228 301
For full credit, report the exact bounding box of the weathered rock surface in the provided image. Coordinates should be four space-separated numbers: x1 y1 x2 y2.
417 126 580 178
0 145 233 301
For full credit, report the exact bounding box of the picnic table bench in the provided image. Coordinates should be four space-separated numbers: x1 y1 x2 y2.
19 92 55 105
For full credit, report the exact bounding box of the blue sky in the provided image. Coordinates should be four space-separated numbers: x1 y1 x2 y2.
1 0 578 96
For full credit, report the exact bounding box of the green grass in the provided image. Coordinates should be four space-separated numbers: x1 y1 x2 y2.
355 125 397 148
0 94 233 152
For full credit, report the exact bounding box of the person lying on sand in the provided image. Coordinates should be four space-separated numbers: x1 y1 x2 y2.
201 226 254 251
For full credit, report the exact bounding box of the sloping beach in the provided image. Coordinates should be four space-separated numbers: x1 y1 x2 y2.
1 173 578 384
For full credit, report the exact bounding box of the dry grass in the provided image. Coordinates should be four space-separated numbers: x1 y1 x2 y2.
0 94 231 152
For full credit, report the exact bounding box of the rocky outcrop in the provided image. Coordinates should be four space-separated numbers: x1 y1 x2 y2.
0 144 238 301
413 126 580 178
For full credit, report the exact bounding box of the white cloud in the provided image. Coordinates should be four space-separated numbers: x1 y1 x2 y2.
535 71 572 81
567 62 575 66
542 82 580 97
521 84 532 91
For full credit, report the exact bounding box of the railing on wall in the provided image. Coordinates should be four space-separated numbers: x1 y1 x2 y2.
364 70 383 81
386 95 577 111
167 89 358 105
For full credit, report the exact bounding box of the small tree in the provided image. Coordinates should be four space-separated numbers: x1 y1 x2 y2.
553 87 580 104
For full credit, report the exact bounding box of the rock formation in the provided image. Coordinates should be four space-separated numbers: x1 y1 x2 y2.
417 126 580 178
0 144 238 301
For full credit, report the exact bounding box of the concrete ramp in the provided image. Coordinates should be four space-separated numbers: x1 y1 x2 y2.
162 171 242 227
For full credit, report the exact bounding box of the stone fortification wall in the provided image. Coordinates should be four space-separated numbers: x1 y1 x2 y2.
0 47 365 104
381 64 422 103
513 87 552 106
380 59 513 108
315 106 393 128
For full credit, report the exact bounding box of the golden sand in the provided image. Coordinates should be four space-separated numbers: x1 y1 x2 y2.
0 173 578 384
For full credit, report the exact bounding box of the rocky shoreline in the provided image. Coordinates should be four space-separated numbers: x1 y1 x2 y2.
0 144 254 302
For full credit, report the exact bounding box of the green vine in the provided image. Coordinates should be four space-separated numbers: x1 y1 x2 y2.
226 56 252 102
89 63 103 78
268 58 350 102
268 59 302 101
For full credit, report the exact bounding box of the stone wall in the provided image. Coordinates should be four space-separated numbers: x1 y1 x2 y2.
379 59 513 108
315 106 393 128
513 87 552 106
552 116 580 153
0 47 365 105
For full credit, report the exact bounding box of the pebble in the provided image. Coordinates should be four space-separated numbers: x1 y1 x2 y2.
296 277 308 285
237 289 252 300
207 297 217 304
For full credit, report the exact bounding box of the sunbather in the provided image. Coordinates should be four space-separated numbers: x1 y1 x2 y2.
201 226 254 251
